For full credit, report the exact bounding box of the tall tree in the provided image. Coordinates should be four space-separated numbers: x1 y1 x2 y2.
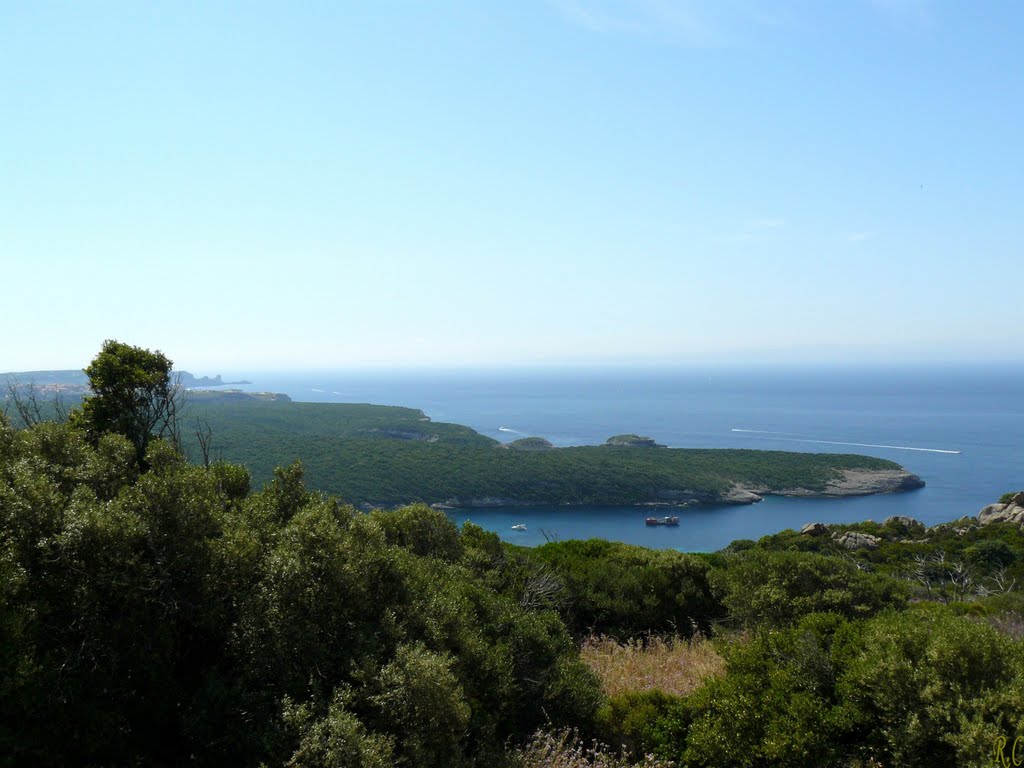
77 340 184 464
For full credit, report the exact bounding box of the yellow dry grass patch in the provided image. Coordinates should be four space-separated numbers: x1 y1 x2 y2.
580 635 726 698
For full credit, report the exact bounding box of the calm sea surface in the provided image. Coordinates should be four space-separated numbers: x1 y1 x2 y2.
216 365 1024 551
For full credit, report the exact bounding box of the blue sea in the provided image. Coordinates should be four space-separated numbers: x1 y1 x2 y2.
214 365 1024 551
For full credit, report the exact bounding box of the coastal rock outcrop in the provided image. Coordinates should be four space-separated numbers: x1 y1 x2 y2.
978 497 1024 526
722 487 764 504
800 522 830 537
884 515 924 533
775 469 924 498
834 531 881 550
652 487 763 505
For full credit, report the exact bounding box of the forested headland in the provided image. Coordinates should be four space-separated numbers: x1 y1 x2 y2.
184 399 922 508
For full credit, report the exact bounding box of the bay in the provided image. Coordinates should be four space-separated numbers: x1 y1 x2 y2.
214 364 1024 550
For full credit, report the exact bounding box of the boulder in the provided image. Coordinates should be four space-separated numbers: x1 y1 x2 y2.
800 522 830 537
978 503 1007 522
834 531 881 550
978 503 1024 526
884 515 922 529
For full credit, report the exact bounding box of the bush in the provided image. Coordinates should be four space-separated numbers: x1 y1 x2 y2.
596 691 680 762
716 549 906 628
531 540 722 639
834 608 1024 767
634 610 1024 768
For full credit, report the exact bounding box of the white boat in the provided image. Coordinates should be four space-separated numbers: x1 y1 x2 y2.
511 524 527 531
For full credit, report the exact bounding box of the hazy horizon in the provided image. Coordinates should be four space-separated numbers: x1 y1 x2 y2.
7 350 1024 380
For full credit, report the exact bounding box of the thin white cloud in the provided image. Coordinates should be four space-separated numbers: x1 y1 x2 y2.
868 0 931 27
549 0 716 45
848 231 875 243
640 0 716 42
553 0 635 34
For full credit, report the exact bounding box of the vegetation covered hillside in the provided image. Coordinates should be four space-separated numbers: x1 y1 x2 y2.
0 417 602 766
5 342 1021 767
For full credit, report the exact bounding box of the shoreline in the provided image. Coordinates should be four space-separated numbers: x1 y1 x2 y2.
417 467 926 512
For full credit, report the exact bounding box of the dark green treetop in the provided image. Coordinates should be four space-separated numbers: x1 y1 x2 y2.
75 340 183 465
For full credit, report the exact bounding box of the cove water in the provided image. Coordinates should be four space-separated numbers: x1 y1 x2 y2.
214 365 1024 551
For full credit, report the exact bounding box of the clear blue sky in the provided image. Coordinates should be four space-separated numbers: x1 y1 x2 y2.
2 1 1022 371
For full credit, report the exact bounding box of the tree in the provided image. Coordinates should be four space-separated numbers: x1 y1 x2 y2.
76 340 185 465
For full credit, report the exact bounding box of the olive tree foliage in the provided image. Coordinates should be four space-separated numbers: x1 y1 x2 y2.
74 340 186 465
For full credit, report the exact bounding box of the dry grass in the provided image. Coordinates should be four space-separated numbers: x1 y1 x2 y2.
580 634 726 698
986 611 1024 639
513 729 674 768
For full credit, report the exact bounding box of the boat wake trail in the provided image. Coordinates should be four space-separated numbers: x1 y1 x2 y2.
731 429 961 454
498 427 524 434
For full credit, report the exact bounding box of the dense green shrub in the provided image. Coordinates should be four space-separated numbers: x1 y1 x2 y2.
629 609 1024 768
530 539 723 639
833 608 1024 767
729 513 1024 605
0 418 600 767
596 690 680 760
714 549 907 628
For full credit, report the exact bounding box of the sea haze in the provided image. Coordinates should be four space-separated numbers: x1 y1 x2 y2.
214 365 1024 551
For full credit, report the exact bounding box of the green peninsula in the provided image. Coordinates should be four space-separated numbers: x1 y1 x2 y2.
190 400 924 508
